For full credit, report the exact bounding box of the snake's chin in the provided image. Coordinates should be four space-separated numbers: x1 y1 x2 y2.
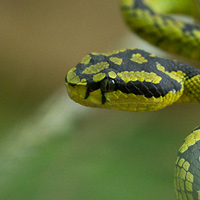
66 84 103 108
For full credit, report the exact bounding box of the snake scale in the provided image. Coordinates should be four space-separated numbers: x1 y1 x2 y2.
65 0 200 199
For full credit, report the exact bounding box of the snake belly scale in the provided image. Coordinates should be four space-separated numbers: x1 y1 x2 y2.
65 0 200 199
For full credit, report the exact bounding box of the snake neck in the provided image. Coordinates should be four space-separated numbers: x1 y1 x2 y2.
181 74 200 103
177 64 200 103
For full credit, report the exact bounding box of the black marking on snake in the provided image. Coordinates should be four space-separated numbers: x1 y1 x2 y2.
101 90 106 104
132 0 155 15
85 88 90 99
182 23 200 36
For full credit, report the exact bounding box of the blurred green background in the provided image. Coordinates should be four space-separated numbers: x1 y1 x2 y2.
1 0 200 199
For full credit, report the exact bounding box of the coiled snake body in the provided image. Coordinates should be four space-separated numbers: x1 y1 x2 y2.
65 0 200 199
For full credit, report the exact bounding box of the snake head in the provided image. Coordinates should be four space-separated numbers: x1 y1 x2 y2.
65 48 185 112
65 51 118 108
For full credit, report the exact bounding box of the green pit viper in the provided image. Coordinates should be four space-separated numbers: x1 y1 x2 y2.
65 0 200 199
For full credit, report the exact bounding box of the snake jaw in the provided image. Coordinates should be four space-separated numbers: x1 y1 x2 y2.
65 83 104 108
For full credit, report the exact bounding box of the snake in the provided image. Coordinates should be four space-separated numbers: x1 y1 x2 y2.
65 0 200 199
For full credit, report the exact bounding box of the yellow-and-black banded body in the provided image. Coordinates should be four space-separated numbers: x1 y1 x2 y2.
65 48 200 112
121 0 200 59
174 126 200 199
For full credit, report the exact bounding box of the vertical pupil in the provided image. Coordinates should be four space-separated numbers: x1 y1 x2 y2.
100 78 115 92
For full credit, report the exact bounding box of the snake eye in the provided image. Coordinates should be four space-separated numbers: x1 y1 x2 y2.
100 78 116 92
